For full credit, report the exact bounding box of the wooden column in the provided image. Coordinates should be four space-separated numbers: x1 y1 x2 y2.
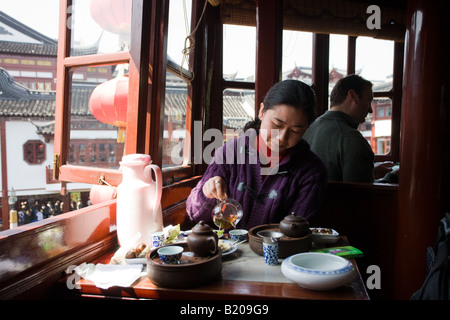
255 0 283 114
346 36 356 75
395 0 450 299
126 0 151 155
126 0 169 165
0 118 9 230
312 33 330 115
192 2 222 174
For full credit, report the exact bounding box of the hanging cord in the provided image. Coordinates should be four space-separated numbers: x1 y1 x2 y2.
180 0 208 82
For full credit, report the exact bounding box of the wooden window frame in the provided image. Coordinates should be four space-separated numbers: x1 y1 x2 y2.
228 2 402 165
54 0 199 188
313 35 402 163
23 139 46 165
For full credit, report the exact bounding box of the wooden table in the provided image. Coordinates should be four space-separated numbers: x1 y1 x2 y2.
64 237 369 301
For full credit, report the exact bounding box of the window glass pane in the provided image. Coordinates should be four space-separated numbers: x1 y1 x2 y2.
356 37 394 156
356 37 394 89
162 72 189 168
222 89 255 143
282 31 312 83
329 34 348 93
167 0 192 68
223 24 256 82
70 0 131 56
68 63 125 168
359 98 393 155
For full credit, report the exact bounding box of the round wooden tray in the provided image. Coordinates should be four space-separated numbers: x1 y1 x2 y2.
248 224 312 258
146 242 222 288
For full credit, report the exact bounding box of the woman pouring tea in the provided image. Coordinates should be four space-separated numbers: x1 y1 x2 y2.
186 80 327 230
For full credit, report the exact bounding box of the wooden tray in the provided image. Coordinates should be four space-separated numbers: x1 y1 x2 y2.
248 224 312 258
146 242 222 288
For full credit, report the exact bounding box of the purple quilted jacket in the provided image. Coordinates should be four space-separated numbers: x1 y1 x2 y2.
186 133 327 230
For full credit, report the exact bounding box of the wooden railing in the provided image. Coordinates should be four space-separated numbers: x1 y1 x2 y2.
0 176 200 299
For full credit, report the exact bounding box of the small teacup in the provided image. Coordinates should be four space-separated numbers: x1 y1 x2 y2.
257 230 283 266
229 229 248 242
151 231 165 248
157 246 184 264
262 242 279 265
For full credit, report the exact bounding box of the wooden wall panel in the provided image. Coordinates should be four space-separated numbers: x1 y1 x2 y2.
311 182 398 299
0 200 117 299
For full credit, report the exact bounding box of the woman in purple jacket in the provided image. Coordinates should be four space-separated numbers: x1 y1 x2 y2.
186 80 327 230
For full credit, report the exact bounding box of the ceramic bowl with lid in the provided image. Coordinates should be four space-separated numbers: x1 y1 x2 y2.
281 252 356 290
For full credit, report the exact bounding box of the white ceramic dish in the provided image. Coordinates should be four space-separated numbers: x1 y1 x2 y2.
281 252 356 290
310 227 339 245
219 239 238 256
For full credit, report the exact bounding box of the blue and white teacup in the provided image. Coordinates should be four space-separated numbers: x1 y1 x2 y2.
257 230 283 266
229 229 248 242
262 242 279 265
157 246 183 264
152 231 165 248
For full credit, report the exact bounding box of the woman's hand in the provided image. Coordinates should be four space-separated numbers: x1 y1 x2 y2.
202 176 228 201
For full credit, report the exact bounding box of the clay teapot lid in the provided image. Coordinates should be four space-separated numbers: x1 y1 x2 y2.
283 213 306 222
192 221 214 234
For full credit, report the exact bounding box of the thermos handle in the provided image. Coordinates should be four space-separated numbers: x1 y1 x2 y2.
144 164 162 212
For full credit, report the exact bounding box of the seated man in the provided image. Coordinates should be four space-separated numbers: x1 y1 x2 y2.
303 74 374 183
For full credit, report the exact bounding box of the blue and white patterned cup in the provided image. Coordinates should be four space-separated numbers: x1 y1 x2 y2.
157 246 183 264
152 231 165 248
229 229 248 242
263 242 279 265
257 230 283 266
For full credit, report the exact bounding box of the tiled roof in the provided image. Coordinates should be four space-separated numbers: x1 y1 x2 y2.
0 40 57 56
0 67 254 130
0 98 55 117
0 40 99 57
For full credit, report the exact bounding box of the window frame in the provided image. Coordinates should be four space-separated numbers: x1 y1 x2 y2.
319 35 402 163
23 139 46 165
54 0 198 187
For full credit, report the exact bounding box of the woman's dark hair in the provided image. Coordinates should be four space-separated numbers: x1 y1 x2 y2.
330 74 373 107
244 80 317 133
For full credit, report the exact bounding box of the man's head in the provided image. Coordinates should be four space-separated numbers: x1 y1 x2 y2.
330 74 373 123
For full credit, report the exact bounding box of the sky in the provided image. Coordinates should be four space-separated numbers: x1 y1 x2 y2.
1 0 60 40
1 0 394 82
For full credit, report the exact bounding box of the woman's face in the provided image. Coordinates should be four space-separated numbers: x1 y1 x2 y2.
258 103 309 152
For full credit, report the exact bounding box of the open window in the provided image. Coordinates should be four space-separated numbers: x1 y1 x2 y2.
54 0 198 190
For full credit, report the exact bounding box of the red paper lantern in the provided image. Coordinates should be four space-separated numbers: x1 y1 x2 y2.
89 75 128 142
89 0 132 36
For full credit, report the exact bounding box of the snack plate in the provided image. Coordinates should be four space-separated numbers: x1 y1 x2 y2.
219 239 238 256
310 227 340 245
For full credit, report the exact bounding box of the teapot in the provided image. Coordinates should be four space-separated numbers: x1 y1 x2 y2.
116 154 163 247
279 213 309 238
187 221 219 257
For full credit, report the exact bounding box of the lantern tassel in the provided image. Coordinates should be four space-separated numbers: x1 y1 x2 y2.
117 127 126 143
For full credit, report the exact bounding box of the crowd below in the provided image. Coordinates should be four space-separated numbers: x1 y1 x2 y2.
16 199 88 225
